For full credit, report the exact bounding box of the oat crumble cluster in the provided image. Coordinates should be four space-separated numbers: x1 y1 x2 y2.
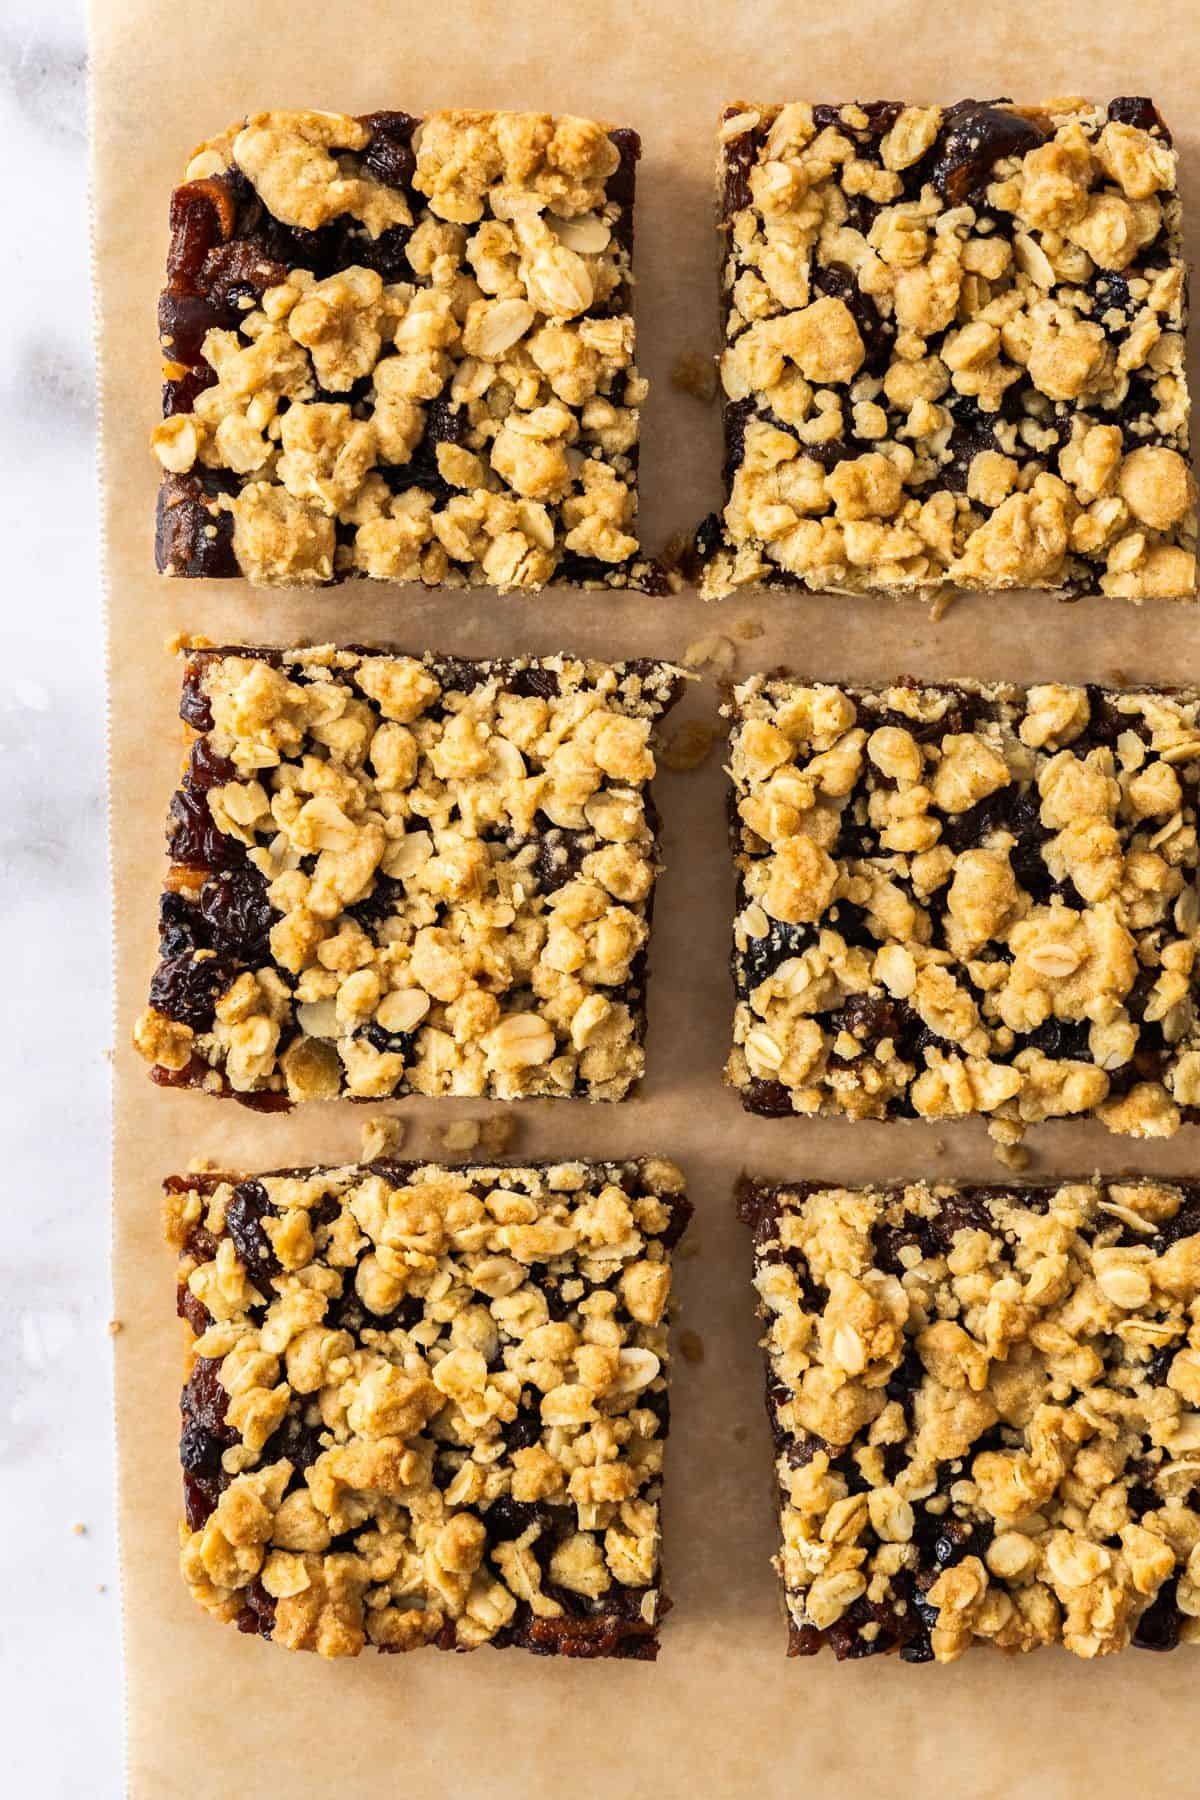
133 646 683 1104
168 1156 690 1658
739 1177 1200 1661
726 676 1200 1140
152 109 657 592
699 98 1196 600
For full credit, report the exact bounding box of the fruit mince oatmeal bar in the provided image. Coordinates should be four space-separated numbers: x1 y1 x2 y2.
151 108 659 592
133 645 684 1105
726 675 1200 1143
697 98 1195 601
738 1175 1200 1661
168 1155 690 1658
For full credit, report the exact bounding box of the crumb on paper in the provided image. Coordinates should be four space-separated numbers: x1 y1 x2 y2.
107 1319 123 1336
166 631 215 655
732 616 763 641
671 348 718 403
186 1155 218 1174
732 1424 748 1444
441 1120 481 1155
659 720 718 772
479 1114 517 1156
993 1139 1032 1173
361 1116 406 1162
928 587 956 622
682 632 736 678
679 1329 705 1364
72 1523 87 1537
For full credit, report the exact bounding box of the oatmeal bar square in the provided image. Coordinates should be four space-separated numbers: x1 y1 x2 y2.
698 99 1195 601
738 1175 1200 1661
134 646 684 1104
726 676 1200 1142
169 1155 690 1658
152 108 658 592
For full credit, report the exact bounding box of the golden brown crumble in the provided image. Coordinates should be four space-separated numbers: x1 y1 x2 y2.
169 1156 689 1658
739 1177 1200 1661
134 646 684 1105
153 109 657 592
727 676 1200 1142
702 99 1195 601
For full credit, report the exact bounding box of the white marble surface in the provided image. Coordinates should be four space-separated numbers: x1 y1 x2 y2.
0 2 121 1793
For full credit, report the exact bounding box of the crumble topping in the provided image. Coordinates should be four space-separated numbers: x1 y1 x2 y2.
153 109 656 591
726 676 1200 1141
739 1177 1200 1660
701 99 1195 600
134 646 684 1104
168 1156 689 1658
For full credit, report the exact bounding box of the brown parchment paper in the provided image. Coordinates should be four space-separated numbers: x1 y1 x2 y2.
93 2 1200 1793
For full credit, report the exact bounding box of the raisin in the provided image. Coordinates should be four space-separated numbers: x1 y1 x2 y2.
931 102 1046 204
179 1356 236 1528
185 735 238 792
149 951 239 1029
529 829 592 894
813 263 895 377
155 470 238 579
165 176 238 288
505 665 561 700
346 221 414 281
224 1180 283 1281
722 395 755 482
1133 1577 1182 1650
199 865 275 959
685 511 722 577
485 1496 557 1542
234 1578 277 1637
507 1399 544 1452
167 785 243 870
554 550 623 586
163 366 217 416
344 879 401 940
722 124 758 216
832 992 902 1048
158 891 208 959
158 289 231 369
363 1021 415 1059
261 1409 326 1474
737 917 814 992
744 1077 796 1117
198 237 290 311
360 110 419 189
1108 97 1170 142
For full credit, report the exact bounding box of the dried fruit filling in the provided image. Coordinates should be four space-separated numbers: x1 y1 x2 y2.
740 1177 1200 1660
702 97 1195 600
134 645 684 1106
167 1157 690 1659
726 676 1200 1143
152 108 660 592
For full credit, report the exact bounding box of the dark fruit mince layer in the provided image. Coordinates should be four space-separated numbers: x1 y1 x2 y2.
739 1176 1200 1661
168 1156 690 1658
134 644 684 1106
152 108 662 592
696 98 1195 600
725 675 1200 1145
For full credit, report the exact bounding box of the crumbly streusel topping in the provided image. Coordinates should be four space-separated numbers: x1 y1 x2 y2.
134 646 683 1103
740 1177 1200 1661
701 99 1196 600
153 109 653 591
169 1156 688 1657
726 676 1200 1141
